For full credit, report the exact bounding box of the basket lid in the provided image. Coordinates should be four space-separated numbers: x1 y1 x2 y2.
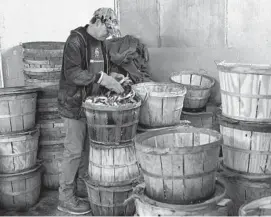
0 86 41 96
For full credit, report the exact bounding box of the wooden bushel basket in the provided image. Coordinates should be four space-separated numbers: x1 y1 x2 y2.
84 177 136 216
217 110 271 175
216 61 271 122
83 98 141 145
22 41 65 59
38 144 63 189
218 164 271 216
37 118 65 146
0 164 42 211
132 82 186 128
170 71 215 110
135 125 222 204
25 78 59 98
0 86 39 133
0 127 40 174
88 141 140 187
181 111 216 129
239 196 271 216
129 181 232 216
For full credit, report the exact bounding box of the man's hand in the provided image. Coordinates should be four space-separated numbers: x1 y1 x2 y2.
100 73 124 94
110 72 125 82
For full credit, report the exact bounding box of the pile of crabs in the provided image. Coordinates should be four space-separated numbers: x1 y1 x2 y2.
85 75 139 106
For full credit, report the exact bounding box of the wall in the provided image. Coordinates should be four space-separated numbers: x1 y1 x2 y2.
118 0 271 104
0 0 114 87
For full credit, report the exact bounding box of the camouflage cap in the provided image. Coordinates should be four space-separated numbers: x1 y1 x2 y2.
93 8 118 23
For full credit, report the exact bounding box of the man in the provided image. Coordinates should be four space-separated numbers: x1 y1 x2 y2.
57 8 123 215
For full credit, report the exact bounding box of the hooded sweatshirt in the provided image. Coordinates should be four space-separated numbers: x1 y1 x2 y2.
58 25 108 119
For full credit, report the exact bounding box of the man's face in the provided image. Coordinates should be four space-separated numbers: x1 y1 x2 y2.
95 20 110 41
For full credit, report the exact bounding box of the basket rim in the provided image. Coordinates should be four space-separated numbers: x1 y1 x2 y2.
135 180 225 210
132 82 187 97
238 195 271 216
217 110 271 132
0 163 42 179
0 86 41 96
0 126 40 138
216 61 271 70
219 163 271 180
135 125 222 154
22 41 65 50
170 71 215 90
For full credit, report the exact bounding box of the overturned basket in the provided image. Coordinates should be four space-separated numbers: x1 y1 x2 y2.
170 70 215 111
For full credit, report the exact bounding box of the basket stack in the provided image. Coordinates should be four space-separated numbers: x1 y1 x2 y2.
132 125 232 216
215 61 271 215
22 42 65 189
132 82 187 133
0 87 42 211
82 98 142 216
170 70 217 130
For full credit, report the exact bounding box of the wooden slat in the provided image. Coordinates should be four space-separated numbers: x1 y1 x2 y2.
159 0 225 47
118 0 160 47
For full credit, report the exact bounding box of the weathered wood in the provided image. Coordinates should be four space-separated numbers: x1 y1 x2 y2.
181 111 216 129
217 61 271 122
135 126 221 204
24 78 59 98
22 42 65 59
218 164 271 216
84 178 135 216
170 71 215 109
0 127 39 174
159 0 226 47
0 87 39 133
218 111 271 174
83 99 141 145
0 164 42 211
118 0 160 47
137 121 191 134
37 118 65 146
132 82 186 128
132 181 232 216
38 145 63 189
239 196 271 216
88 142 140 186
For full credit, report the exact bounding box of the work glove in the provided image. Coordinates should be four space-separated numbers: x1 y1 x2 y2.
110 72 125 82
100 73 124 94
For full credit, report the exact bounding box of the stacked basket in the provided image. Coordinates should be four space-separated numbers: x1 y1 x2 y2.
131 125 232 216
0 87 42 211
215 61 271 215
132 82 188 133
170 70 217 130
82 97 142 216
22 42 65 189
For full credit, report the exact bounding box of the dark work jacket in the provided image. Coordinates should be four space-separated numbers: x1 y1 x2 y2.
105 35 152 84
58 25 108 119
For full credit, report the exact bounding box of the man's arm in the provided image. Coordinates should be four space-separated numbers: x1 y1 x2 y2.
63 35 100 86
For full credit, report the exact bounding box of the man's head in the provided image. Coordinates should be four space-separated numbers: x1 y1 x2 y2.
87 8 119 41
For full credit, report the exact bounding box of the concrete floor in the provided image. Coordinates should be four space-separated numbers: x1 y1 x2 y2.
0 190 92 216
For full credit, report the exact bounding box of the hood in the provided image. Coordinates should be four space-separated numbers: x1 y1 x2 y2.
70 25 89 46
